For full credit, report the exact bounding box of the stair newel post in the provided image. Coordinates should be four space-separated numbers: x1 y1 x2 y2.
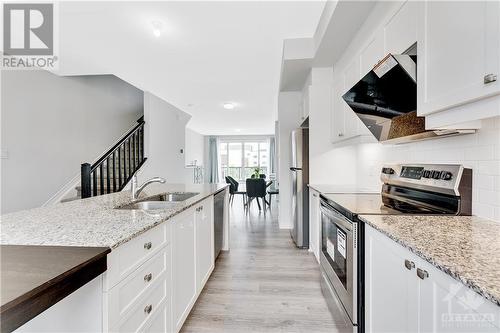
81 163 91 199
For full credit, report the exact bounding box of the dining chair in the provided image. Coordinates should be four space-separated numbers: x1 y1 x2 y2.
245 178 267 211
225 176 246 205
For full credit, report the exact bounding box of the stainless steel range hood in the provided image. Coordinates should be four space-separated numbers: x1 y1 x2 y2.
342 53 475 144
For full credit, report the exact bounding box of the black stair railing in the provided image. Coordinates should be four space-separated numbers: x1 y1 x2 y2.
81 117 146 198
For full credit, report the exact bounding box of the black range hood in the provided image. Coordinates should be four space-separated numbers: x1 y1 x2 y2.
342 53 474 143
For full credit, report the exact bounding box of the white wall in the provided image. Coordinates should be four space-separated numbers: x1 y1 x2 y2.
185 128 205 168
139 92 191 185
307 1 500 222
184 127 205 184
278 91 302 229
0 70 143 214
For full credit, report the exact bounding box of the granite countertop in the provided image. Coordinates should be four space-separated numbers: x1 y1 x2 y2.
359 215 500 306
0 183 228 249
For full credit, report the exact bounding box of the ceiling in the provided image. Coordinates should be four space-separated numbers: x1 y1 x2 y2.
58 1 325 135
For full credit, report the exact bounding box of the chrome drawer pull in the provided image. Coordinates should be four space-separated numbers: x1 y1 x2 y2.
144 242 152 250
484 73 497 84
144 273 152 282
404 259 415 270
144 304 153 314
417 268 429 280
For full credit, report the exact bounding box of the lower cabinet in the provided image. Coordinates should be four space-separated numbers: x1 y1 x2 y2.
172 210 196 332
365 225 500 333
104 194 221 333
195 196 214 291
309 189 320 263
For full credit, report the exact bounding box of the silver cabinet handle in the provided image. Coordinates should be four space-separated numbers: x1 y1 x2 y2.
484 74 497 84
144 273 152 282
144 304 153 314
417 268 429 280
313 193 318 197
404 259 415 270
338 133 344 137
144 242 152 250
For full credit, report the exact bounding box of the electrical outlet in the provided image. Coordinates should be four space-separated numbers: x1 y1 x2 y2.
1 149 9 159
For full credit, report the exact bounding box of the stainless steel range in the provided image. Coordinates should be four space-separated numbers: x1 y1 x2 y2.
319 164 472 331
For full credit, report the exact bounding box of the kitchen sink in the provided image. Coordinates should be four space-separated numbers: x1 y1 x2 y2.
116 192 200 210
117 201 178 210
147 192 200 202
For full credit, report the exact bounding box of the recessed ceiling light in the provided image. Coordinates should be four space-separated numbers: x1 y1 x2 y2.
151 20 163 37
234 128 242 132
223 102 235 110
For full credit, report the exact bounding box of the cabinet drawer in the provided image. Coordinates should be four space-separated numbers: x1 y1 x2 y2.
108 245 170 324
106 222 170 289
110 277 168 333
143 303 169 333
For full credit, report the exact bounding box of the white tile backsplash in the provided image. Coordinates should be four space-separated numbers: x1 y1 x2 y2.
352 117 500 221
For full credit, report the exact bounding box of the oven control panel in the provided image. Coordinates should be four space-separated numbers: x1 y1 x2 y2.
380 164 467 196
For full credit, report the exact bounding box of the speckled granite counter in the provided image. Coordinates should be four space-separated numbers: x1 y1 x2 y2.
359 215 500 306
0 183 228 249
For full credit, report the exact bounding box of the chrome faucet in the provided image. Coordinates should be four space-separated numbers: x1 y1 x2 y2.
131 174 166 200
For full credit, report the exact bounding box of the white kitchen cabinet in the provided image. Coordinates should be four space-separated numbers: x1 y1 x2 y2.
359 34 385 77
331 78 346 142
343 57 366 139
195 196 214 292
172 210 197 332
365 225 419 333
418 258 500 332
301 85 311 122
309 189 320 263
417 1 500 117
144 303 169 333
366 225 500 333
384 0 418 55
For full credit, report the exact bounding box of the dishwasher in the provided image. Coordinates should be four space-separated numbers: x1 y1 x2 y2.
213 189 225 260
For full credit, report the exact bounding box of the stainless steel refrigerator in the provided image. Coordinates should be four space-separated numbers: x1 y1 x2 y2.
290 128 309 248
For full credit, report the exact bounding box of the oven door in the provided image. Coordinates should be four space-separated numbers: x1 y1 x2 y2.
320 200 357 325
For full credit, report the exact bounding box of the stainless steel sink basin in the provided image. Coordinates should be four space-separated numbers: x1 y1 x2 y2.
116 192 200 210
149 192 200 202
118 201 178 210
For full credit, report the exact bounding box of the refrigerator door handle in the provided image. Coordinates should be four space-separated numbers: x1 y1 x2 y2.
290 167 302 171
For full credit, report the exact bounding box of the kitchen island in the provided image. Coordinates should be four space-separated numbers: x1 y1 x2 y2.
0 183 229 332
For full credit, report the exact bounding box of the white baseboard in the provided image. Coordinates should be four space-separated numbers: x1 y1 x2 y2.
42 172 80 206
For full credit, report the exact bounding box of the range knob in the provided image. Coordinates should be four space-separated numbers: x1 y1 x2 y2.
432 170 441 179
423 170 431 178
440 171 453 180
382 167 395 175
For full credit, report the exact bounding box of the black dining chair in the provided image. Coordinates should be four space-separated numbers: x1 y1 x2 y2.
245 178 267 210
225 176 246 205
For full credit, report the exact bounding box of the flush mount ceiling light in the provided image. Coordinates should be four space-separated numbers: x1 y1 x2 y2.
223 102 235 110
151 20 163 37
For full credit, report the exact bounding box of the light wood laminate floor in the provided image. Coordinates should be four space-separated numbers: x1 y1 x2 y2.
181 200 353 333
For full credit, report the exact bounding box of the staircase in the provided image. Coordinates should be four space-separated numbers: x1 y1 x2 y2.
79 117 146 199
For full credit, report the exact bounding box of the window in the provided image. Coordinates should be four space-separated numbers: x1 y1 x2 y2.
220 139 270 181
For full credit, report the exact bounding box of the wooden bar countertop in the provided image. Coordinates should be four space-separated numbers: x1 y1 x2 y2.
0 245 110 332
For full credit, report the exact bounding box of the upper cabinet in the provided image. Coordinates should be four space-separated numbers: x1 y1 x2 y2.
360 34 385 77
331 77 346 142
417 1 500 117
384 1 418 55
